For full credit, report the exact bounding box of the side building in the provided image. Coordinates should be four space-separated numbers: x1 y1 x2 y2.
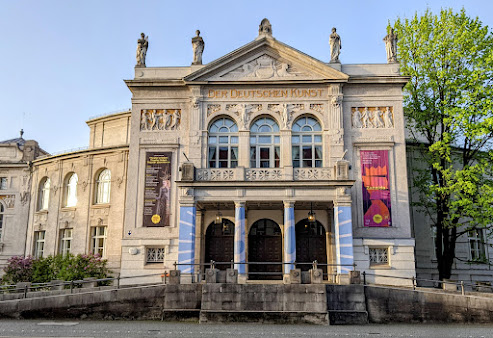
0 133 47 275
24 111 130 273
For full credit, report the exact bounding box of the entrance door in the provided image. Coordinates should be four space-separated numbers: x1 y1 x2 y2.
204 219 234 270
295 219 327 274
248 218 282 280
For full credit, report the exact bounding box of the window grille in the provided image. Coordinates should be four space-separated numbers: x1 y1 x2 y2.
146 247 165 263
369 247 389 265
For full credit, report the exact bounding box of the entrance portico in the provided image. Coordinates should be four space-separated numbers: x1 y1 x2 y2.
176 178 355 282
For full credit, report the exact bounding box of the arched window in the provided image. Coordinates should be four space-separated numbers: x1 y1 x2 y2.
292 116 322 168
64 173 78 207
38 177 50 211
95 169 111 204
0 203 4 241
208 117 238 168
250 117 280 168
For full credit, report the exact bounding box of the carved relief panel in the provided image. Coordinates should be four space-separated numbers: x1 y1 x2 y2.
352 107 394 129
140 109 182 131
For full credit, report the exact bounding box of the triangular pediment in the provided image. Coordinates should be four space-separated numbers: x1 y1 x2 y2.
185 37 349 83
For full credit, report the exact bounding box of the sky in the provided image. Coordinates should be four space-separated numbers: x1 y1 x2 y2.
1 0 492 153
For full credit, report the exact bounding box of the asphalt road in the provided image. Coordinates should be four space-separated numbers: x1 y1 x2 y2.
0 320 493 338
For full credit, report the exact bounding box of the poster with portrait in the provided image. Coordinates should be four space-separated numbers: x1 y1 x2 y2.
143 152 172 227
360 150 392 227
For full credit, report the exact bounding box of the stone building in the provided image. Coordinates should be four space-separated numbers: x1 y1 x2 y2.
13 20 421 286
24 111 130 273
0 132 47 274
121 20 415 285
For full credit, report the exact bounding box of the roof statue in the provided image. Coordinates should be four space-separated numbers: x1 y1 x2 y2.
136 32 148 67
383 28 398 63
329 27 341 63
191 30 205 65
258 18 272 38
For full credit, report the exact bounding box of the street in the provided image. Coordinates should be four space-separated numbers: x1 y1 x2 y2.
0 320 493 338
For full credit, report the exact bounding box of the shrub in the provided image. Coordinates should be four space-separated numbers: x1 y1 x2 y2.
1 256 34 284
2 254 111 286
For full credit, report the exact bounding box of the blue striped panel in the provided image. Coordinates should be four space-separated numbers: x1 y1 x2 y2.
334 206 354 274
284 206 296 274
234 205 246 274
177 206 196 274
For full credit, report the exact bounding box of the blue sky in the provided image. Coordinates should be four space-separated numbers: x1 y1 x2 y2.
1 0 492 153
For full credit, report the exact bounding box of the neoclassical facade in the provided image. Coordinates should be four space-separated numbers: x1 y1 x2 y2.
7 21 421 286
121 23 415 285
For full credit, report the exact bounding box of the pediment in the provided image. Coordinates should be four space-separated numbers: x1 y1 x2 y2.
185 37 349 83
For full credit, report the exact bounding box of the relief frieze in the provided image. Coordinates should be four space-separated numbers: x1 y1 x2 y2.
352 107 394 129
140 109 181 131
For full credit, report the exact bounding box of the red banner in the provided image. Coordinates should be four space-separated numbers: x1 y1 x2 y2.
361 150 391 227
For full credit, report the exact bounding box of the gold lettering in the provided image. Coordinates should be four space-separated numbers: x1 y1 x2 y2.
230 89 237 98
208 89 215 98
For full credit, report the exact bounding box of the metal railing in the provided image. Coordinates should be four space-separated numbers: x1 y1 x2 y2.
361 271 493 295
173 260 356 282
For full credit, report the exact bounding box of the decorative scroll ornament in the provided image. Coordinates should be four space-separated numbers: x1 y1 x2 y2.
140 109 181 131
207 104 221 117
352 107 394 129
0 195 15 208
309 104 324 113
331 95 343 108
220 55 308 80
192 97 201 110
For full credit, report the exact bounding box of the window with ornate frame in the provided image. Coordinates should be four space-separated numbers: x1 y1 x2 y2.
146 247 165 263
292 116 322 168
95 169 111 204
63 173 78 207
250 117 280 168
59 228 72 256
38 177 50 211
208 117 239 168
33 231 46 258
90 226 107 257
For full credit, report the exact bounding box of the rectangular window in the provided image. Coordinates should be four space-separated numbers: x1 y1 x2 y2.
468 229 486 261
59 229 72 256
146 247 165 263
369 247 389 266
33 231 46 258
0 178 7 190
0 213 3 242
91 226 107 257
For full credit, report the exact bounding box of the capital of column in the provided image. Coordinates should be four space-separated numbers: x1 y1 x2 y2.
179 201 196 208
333 200 352 208
234 201 246 208
283 200 295 208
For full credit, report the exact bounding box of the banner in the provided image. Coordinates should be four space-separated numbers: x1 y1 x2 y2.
360 150 391 227
143 152 171 227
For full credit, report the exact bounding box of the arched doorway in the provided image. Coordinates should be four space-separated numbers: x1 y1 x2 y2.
204 219 234 270
295 219 327 274
248 218 282 280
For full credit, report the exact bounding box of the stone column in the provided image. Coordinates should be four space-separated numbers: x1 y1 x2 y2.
177 203 197 278
283 201 296 275
234 201 246 277
333 201 354 274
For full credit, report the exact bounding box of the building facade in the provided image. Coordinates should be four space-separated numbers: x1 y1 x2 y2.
120 22 415 285
0 133 47 274
24 112 130 273
4 20 431 286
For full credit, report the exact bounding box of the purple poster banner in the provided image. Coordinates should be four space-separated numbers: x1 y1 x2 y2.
360 150 391 227
143 152 171 227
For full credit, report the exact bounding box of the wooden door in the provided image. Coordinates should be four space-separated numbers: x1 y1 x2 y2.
295 219 327 273
248 219 282 280
204 219 234 270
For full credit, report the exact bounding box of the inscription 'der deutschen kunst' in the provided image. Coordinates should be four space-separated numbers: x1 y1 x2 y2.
207 88 324 99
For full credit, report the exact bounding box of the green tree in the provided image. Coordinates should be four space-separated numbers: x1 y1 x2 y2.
394 9 493 280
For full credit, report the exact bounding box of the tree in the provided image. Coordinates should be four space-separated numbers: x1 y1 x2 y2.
394 8 493 280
